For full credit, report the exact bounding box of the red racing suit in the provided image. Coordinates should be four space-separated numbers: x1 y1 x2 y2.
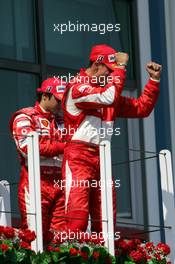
10 102 66 238
62 68 160 233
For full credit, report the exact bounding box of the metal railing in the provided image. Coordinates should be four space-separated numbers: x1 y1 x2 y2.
0 132 174 262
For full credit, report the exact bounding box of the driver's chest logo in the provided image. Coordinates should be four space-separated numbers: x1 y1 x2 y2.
40 119 50 128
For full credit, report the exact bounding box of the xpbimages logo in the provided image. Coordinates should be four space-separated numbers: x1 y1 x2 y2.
59 126 121 139
54 179 121 191
53 230 121 242
53 21 121 35
53 74 121 86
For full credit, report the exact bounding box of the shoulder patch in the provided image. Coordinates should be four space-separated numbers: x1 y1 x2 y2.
77 85 93 93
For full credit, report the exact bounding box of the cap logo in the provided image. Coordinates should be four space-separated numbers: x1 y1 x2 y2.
46 86 52 92
108 54 116 62
56 85 65 93
96 55 104 63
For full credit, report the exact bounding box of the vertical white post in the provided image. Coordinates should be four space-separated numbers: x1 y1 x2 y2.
0 180 11 226
100 142 108 248
100 140 115 256
159 149 175 263
27 132 43 252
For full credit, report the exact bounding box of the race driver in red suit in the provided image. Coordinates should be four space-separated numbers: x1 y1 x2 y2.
10 77 66 239
62 44 162 234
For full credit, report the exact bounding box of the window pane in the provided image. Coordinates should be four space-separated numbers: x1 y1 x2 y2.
112 118 132 218
0 70 38 219
43 0 134 79
0 0 36 62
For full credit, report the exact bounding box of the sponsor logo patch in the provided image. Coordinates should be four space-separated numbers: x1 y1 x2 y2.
108 54 116 62
21 128 28 135
96 55 104 63
40 119 49 128
56 85 65 93
46 86 52 92
78 85 93 93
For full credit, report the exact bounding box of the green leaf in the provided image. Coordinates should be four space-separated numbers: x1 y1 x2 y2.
160 259 167 264
50 251 63 262
147 261 154 264
31 252 51 264
16 251 26 262
4 251 18 263
67 255 82 264
57 255 68 261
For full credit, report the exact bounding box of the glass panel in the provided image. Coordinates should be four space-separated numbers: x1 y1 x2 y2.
0 0 36 62
112 118 132 218
0 70 39 219
43 0 134 79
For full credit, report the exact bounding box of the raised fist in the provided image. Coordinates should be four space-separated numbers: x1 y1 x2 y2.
146 62 162 80
115 52 129 66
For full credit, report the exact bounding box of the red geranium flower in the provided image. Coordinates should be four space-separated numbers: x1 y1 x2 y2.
80 251 88 260
127 240 135 251
145 241 154 252
70 247 78 255
154 253 162 261
53 247 60 252
118 240 127 249
19 241 31 250
47 245 54 251
50 239 58 245
18 229 24 239
93 251 100 259
3 226 15 239
156 242 170 255
0 225 5 234
91 237 100 244
129 250 145 263
47 246 61 252
118 240 131 253
0 244 9 252
19 229 36 243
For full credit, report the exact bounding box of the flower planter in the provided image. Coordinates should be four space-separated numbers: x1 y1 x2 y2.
0 226 171 264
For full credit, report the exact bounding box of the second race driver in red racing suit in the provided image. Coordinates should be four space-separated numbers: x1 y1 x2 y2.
10 77 67 239
62 44 162 234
